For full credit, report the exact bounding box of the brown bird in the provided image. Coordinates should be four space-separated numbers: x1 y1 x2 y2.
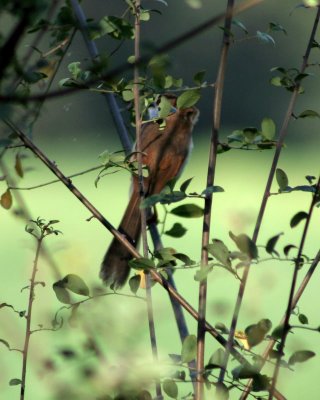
100 95 199 288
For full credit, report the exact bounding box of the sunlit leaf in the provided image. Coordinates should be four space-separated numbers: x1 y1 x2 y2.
62 274 90 296
229 231 258 259
170 203 204 218
207 239 231 267
288 350 315 365
181 334 197 363
163 379 178 398
177 89 200 109
276 168 289 191
261 117 276 140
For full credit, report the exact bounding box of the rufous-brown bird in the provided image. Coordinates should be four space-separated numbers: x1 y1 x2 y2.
100 94 199 288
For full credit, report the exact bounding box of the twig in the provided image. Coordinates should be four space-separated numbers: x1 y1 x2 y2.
0 0 264 103
269 176 320 399
3 120 286 400
133 1 162 397
196 1 235 398
20 229 44 399
8 165 102 191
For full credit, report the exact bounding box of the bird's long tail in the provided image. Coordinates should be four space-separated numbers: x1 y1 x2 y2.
100 188 141 288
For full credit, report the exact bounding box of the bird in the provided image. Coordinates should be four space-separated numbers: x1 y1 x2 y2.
100 94 199 289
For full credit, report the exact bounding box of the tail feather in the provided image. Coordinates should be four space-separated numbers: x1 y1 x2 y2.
100 189 141 288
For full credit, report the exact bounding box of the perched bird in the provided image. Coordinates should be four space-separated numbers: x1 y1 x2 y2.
100 94 199 288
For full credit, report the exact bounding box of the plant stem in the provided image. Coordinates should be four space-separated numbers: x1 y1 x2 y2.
20 236 43 399
268 176 320 399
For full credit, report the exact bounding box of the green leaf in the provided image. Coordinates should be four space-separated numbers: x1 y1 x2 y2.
297 109 320 119
290 211 308 228
271 324 286 340
170 203 204 218
245 319 272 348
229 231 258 259
208 348 225 369
62 274 90 296
232 18 248 34
180 177 193 193
276 168 289 191
252 374 270 392
129 257 155 270
52 283 71 304
194 265 212 281
158 95 173 118
201 185 224 197
193 70 206 84
129 275 141 294
185 0 202 9
232 364 258 380
256 31 275 45
140 10 150 21
288 350 315 365
261 118 276 140
269 22 287 35
95 16 134 40
174 253 195 266
266 233 283 256
165 223 187 238
207 239 231 267
177 89 200 109
298 313 309 325
283 244 297 256
270 76 282 87
163 379 178 398
68 62 82 79
9 378 22 386
181 334 197 363
0 338 10 349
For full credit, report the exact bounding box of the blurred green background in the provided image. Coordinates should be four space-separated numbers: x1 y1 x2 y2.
1 0 320 399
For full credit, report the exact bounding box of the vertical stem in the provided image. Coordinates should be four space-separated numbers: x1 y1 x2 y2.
133 2 162 398
196 1 234 398
268 176 320 399
20 236 43 400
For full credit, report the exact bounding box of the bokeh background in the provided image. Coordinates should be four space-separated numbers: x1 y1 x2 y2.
1 0 320 399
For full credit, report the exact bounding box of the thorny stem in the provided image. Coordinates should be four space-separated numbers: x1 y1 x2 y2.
268 176 320 399
20 234 43 400
3 120 286 400
196 1 234 398
240 7 320 399
0 0 264 104
133 1 162 398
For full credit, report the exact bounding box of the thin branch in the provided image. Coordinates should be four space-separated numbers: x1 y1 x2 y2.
20 234 43 400
133 1 162 398
3 120 286 400
0 0 264 103
196 1 235 398
269 175 320 399
8 165 102 191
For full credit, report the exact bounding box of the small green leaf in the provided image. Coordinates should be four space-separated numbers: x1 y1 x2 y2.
68 62 82 79
269 22 287 35
229 232 258 259
208 348 225 369
185 0 202 9
216 382 229 400
271 324 286 340
180 177 193 193
270 76 282 87
165 223 187 238
232 19 248 34
158 95 173 119
193 70 206 84
170 203 204 218
290 211 308 228
288 350 315 365
62 274 90 296
266 233 283 256
276 168 289 191
256 31 275 45
245 319 272 348
298 313 309 325
129 258 155 270
15 154 24 178
177 89 200 109
0 338 10 349
194 265 212 281
207 239 231 267
232 364 258 380
297 109 320 119
52 283 71 304
163 379 178 398
129 275 141 294
261 118 276 140
201 185 224 197
9 378 22 386
140 10 150 21
283 244 297 256
181 334 197 363
252 374 270 392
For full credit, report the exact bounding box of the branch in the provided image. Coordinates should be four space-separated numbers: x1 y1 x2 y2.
196 0 235 398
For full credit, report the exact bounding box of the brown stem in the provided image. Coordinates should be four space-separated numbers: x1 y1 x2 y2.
20 236 43 399
268 176 320 399
196 1 234 398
